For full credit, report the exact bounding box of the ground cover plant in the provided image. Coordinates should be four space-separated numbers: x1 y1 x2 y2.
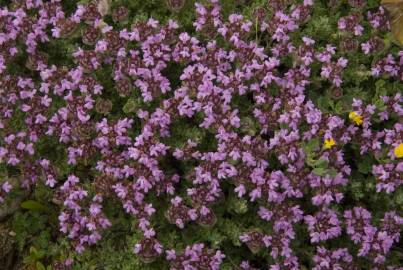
0 0 402 269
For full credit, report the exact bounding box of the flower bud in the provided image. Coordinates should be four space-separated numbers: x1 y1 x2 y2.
116 77 132 97
112 6 129 23
95 98 113 114
166 0 186 12
82 27 101 46
56 18 79 39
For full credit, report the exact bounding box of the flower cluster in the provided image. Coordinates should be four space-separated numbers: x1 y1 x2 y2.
58 175 111 253
0 0 402 269
166 243 225 270
312 247 355 270
338 12 364 36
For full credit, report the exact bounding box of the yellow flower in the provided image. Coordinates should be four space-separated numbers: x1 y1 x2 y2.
349 111 363 125
324 138 336 149
394 143 403 158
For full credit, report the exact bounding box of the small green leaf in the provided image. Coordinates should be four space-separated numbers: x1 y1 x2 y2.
123 98 138 114
312 168 327 176
228 198 248 214
36 262 46 270
314 158 328 168
306 154 317 167
375 79 385 90
29 246 38 254
328 168 338 178
334 101 345 114
303 138 320 152
395 190 403 206
357 155 374 174
317 96 329 111
21 200 47 212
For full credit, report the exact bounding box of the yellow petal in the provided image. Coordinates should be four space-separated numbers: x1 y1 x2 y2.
349 112 363 125
324 138 336 149
394 143 403 158
349 112 358 120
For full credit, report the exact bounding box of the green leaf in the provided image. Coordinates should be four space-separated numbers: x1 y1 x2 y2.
123 98 138 114
312 168 327 176
36 262 46 270
228 197 248 214
303 138 320 152
357 156 373 174
328 168 338 178
305 154 317 167
334 101 345 114
29 246 38 254
358 162 371 174
21 200 47 212
314 158 328 168
317 96 329 111
395 189 403 206
375 79 385 90
30 247 45 260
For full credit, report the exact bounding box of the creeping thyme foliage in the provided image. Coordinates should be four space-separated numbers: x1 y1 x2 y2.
0 0 402 269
